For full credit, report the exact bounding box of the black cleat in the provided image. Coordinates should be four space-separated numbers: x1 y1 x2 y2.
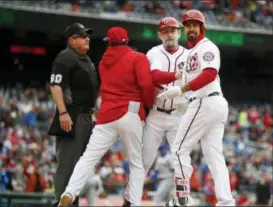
122 199 131 207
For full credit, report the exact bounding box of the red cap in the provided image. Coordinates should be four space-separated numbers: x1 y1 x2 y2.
103 27 129 43
158 17 180 30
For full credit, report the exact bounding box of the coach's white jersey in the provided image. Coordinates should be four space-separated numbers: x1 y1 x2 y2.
147 45 189 110
183 37 222 100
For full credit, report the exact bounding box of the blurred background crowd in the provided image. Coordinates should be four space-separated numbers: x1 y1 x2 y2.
0 86 272 205
2 0 272 31
0 0 272 206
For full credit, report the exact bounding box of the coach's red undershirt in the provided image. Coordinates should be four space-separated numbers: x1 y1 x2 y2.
188 68 217 91
151 70 176 86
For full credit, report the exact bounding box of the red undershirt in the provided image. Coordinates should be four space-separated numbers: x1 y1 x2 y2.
188 68 217 91
151 46 179 87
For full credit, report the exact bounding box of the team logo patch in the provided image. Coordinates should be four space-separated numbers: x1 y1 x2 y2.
203 51 214 62
178 62 185 70
186 53 198 72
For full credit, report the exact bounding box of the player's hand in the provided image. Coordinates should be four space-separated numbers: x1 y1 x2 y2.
157 86 182 100
59 113 73 132
175 71 182 80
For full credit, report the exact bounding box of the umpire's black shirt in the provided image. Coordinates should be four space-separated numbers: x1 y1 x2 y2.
50 46 99 107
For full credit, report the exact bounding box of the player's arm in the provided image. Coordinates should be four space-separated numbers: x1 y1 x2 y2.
147 50 180 85
180 47 220 93
134 53 156 109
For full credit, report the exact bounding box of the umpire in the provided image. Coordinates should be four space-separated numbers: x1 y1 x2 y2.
49 23 99 206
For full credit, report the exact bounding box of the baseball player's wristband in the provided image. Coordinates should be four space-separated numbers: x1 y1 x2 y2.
59 111 68 117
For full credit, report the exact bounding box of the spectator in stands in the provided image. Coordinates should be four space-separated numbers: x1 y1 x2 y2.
238 106 250 131
116 0 127 8
203 172 217 205
11 157 25 192
0 158 10 192
144 1 165 15
24 164 47 193
264 106 272 129
24 106 37 129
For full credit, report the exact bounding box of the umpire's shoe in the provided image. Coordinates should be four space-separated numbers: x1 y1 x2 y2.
58 193 73 207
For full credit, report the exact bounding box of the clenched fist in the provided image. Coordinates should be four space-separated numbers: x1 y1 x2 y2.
175 71 182 80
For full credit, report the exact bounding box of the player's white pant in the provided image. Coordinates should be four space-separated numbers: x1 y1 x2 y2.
63 111 145 206
142 109 182 173
172 96 235 206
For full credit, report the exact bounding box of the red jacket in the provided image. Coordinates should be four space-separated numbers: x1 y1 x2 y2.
97 46 155 124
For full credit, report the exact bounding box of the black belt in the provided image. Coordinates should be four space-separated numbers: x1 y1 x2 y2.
79 106 95 114
157 107 175 114
189 92 220 103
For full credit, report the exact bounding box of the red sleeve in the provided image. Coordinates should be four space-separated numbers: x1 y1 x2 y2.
188 68 217 91
134 54 156 109
151 70 176 85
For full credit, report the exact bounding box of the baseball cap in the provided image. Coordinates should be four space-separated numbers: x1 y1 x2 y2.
64 23 93 38
103 27 129 44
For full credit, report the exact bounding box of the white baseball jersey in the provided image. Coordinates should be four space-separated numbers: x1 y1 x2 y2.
183 37 222 100
147 45 189 110
155 153 173 179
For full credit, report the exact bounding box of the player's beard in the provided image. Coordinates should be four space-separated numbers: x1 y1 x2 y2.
187 32 197 41
164 39 176 50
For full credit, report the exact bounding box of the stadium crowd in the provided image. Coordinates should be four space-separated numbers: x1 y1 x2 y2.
0 85 272 205
68 0 273 29
1 0 272 30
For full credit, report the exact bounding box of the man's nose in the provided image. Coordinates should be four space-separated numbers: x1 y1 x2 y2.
167 31 173 36
189 24 195 30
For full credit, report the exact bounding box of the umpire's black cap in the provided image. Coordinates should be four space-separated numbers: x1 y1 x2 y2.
64 23 93 38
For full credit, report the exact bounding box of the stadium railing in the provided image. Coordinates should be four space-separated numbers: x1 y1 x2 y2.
0 192 55 207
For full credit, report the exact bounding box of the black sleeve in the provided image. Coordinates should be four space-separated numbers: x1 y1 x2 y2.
50 56 71 87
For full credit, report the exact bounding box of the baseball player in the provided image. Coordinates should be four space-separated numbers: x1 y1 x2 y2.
158 10 236 206
79 170 104 206
152 143 175 206
58 26 155 207
142 17 189 174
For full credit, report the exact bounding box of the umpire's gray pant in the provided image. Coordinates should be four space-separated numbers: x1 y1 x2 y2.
54 113 93 206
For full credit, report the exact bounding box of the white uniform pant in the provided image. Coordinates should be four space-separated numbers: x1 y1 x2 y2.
142 109 182 173
172 96 235 206
64 111 145 206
